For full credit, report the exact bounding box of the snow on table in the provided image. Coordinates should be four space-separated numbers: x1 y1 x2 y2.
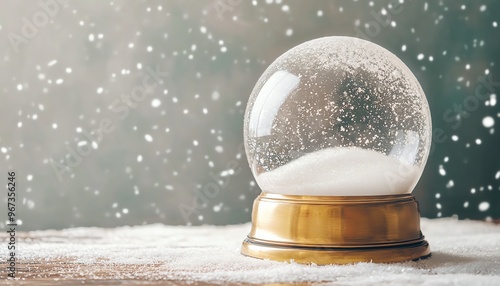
2 218 500 285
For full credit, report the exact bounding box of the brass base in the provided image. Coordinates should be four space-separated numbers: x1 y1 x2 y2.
241 193 431 264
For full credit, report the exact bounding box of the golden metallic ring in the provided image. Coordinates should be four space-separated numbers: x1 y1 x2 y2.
241 193 431 264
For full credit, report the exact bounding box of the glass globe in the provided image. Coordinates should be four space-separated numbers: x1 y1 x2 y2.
244 36 431 196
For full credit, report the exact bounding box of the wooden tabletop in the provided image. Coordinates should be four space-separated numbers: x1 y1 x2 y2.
2 219 500 285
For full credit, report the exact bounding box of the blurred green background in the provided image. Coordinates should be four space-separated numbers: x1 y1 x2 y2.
0 0 499 230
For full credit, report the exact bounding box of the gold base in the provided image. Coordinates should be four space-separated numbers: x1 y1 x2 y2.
241 193 431 264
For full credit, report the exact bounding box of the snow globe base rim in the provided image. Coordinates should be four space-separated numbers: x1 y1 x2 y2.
241 238 431 265
241 193 431 264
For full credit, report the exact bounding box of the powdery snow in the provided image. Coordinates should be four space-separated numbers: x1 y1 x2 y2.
257 147 419 196
11 218 500 285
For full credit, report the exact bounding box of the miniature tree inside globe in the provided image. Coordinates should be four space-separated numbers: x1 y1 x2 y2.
241 36 432 264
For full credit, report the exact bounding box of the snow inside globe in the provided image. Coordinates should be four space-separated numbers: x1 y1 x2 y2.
244 36 431 196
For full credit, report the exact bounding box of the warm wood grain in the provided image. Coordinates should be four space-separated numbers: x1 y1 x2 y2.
2 220 499 285
1 259 276 285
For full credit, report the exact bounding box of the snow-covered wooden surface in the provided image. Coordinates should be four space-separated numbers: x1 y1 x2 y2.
2 218 500 285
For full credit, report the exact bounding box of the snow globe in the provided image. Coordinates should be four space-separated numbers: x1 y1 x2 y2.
241 36 432 264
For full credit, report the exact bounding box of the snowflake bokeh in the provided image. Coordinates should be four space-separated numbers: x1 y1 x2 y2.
0 0 498 230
